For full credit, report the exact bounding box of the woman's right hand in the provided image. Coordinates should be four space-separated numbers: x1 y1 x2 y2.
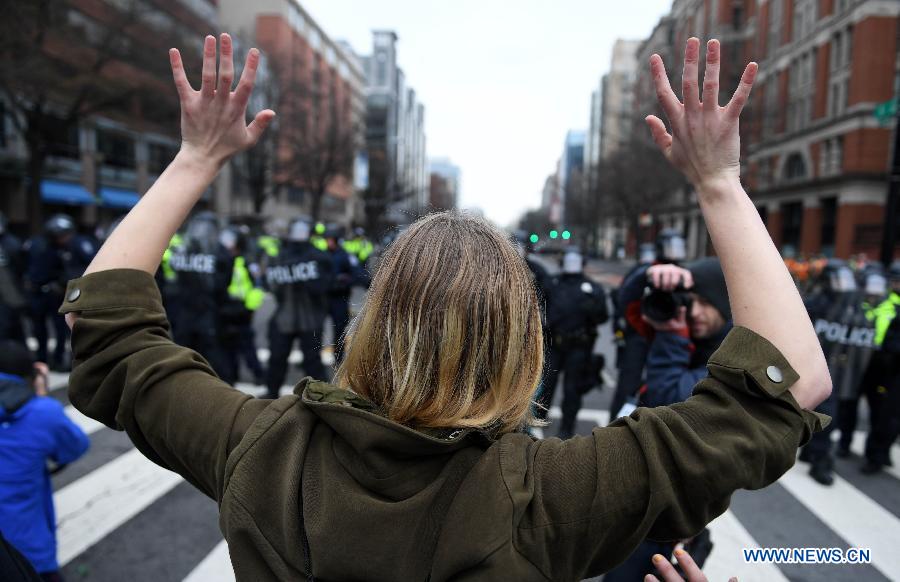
169 34 275 169
645 38 757 193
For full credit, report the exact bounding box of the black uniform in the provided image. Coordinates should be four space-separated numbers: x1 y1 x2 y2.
327 246 368 365
24 234 95 366
0 232 26 344
537 273 608 436
265 241 334 398
168 241 234 383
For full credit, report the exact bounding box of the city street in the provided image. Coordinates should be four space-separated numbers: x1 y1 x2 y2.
45 259 900 582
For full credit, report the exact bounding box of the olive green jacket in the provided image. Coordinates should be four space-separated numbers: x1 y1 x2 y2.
60 269 827 582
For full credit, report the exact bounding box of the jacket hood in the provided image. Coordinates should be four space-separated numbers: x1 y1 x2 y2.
297 379 497 499
0 377 34 420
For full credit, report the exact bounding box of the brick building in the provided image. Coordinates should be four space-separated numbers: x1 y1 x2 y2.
628 0 900 261
218 0 366 224
0 0 219 233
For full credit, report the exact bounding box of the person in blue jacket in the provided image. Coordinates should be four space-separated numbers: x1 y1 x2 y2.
605 257 731 580
0 340 90 580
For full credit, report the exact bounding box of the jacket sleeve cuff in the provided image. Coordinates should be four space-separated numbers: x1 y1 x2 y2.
706 326 831 434
58 269 163 314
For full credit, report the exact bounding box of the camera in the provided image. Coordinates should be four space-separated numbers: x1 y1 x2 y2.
641 284 692 322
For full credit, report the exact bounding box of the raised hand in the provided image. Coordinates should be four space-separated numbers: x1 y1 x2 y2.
169 34 275 167
645 38 757 192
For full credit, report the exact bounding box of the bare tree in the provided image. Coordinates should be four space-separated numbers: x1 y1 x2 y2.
268 56 359 223
0 0 180 229
359 152 417 236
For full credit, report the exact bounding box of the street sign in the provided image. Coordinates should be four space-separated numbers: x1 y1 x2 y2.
874 98 898 125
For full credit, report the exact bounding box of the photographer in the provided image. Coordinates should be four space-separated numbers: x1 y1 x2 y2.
606 258 730 580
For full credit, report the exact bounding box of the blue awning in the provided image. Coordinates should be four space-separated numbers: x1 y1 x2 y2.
100 187 141 209
40 180 96 206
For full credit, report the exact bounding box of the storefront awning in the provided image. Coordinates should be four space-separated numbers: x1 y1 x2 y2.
40 180 96 206
100 187 141 209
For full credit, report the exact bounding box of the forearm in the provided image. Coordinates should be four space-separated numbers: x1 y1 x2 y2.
83 150 220 277
697 177 830 408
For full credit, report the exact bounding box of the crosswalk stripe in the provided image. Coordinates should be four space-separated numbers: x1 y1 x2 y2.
704 510 790 582
845 429 900 481
55 448 183 566
63 404 105 436
256 347 335 367
183 540 234 582
778 462 900 579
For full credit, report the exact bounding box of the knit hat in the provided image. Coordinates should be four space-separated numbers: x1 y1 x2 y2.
0 340 34 379
688 258 731 321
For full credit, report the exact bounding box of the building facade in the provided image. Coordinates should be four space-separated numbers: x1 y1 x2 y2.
0 0 219 233
615 0 899 261
428 157 461 211
360 31 428 225
218 0 366 224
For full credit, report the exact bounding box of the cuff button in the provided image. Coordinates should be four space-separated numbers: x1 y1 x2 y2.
766 365 783 383
67 288 81 302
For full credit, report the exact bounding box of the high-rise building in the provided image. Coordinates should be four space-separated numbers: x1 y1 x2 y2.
428 157 461 211
600 40 642 160
360 31 428 224
218 0 366 223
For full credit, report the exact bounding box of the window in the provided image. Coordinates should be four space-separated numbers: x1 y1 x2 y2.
785 153 808 181
47 116 80 159
147 143 177 175
793 0 817 41
768 0 783 56
820 197 838 256
763 81 778 137
820 136 844 176
828 28 852 117
96 129 135 168
781 201 804 256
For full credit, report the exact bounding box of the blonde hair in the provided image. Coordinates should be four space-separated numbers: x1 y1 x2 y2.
335 212 544 435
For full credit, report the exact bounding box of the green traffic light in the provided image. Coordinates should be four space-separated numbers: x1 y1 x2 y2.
549 230 558 239
529 234 539 244
562 230 571 240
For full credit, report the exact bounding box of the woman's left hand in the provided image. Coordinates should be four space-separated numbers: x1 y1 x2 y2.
169 34 275 168
645 549 736 582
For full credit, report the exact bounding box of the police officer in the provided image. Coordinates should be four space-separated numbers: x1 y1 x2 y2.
0 213 26 345
835 267 886 458
324 224 368 365
537 249 608 438
800 259 859 485
264 217 333 398
858 261 900 474
220 225 267 385
168 211 234 382
24 214 96 369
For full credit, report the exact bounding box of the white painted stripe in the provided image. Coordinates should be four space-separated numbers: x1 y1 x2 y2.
55 448 183 566
548 406 610 426
256 347 335 367
704 510 789 582
844 429 900 481
778 461 900 579
63 405 105 436
183 540 235 582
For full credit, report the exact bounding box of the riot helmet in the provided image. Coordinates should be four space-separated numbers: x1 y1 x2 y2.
323 223 345 241
45 214 76 237
561 249 584 274
656 228 686 263
287 216 313 243
820 259 857 294
184 211 220 254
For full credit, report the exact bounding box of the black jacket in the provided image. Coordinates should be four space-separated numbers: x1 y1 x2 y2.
266 241 334 334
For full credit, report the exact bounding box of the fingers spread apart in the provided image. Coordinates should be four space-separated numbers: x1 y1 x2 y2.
682 38 702 111
217 33 235 98
702 39 720 111
169 49 193 100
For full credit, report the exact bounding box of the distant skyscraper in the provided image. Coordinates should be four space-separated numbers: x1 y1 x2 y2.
428 157 461 210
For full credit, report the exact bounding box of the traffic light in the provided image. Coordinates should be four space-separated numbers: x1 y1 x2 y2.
529 233 539 244
562 230 571 240
549 230 559 239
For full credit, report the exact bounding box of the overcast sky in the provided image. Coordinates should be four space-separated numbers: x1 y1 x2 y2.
302 0 672 227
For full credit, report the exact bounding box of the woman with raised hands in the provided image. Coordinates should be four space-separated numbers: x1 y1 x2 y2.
60 35 829 581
